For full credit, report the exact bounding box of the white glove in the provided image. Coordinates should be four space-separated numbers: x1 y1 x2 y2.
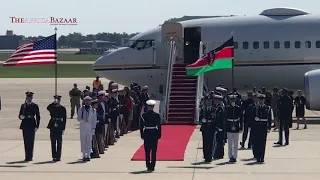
62 130 64 135
19 115 25 120
108 118 111 122
35 128 38 132
92 129 95 135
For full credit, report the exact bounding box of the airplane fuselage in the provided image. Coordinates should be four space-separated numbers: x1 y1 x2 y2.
93 8 320 99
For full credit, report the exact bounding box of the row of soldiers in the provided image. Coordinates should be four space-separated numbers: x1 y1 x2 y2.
18 80 150 162
200 86 302 163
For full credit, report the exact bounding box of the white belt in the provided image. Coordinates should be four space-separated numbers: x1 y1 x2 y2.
53 118 63 121
27 115 33 118
144 126 158 130
202 119 212 123
255 117 268 121
227 118 240 121
113 108 117 110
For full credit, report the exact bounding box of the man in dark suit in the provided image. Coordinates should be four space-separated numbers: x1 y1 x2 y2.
47 95 67 161
18 92 40 161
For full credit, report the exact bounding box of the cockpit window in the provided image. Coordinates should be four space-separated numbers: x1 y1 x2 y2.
129 40 155 50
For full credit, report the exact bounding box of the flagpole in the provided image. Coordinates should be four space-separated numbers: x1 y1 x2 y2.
54 27 58 96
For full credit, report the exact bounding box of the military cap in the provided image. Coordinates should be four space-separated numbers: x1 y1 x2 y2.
98 90 105 96
257 93 266 98
142 85 149 91
213 94 223 99
83 96 92 100
228 94 238 99
252 93 257 97
124 87 129 91
91 99 99 105
146 99 156 106
25 91 34 96
118 88 124 91
105 92 109 96
215 87 227 92
111 89 118 93
53 95 62 99
297 89 302 92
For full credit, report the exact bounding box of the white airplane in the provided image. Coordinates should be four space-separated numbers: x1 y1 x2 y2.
93 7 320 110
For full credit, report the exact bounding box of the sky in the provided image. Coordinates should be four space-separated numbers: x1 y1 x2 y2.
1 0 320 37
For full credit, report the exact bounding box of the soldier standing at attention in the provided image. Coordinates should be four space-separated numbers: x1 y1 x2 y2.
240 91 254 149
108 89 120 139
18 92 40 162
271 87 280 130
225 94 243 163
77 96 97 161
69 83 81 119
199 95 215 162
212 93 225 159
294 90 307 129
251 93 271 163
93 76 102 89
140 100 162 172
46 95 67 161
96 91 106 154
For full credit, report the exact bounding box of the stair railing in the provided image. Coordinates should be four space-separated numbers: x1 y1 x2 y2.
195 41 205 124
164 41 176 122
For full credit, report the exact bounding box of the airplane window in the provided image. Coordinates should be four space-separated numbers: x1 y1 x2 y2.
234 42 238 49
263 41 269 49
135 40 146 50
253 41 259 49
243 42 249 49
125 40 135 47
295 41 301 48
274 41 280 49
305 41 311 48
144 40 155 49
284 41 290 49
316 41 320 48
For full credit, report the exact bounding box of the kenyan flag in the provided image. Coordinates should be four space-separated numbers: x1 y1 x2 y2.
186 37 234 76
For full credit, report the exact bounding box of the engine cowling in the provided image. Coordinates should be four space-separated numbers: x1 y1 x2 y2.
304 69 320 110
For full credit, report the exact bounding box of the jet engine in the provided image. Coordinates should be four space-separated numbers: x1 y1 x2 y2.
304 69 320 110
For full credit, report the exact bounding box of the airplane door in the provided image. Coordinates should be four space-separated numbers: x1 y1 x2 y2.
160 23 183 64
184 27 201 64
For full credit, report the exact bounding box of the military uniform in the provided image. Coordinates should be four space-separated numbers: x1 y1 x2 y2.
251 94 271 163
240 92 255 148
140 86 150 113
91 99 100 158
294 92 307 129
118 88 129 135
108 89 120 139
69 84 82 118
46 95 67 161
140 100 162 172
95 91 106 154
18 92 40 161
212 94 225 159
199 97 215 162
225 94 243 162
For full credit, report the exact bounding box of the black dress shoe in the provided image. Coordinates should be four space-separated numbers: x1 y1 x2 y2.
82 157 87 161
53 158 56 161
55 158 61 161
86 157 90 161
274 142 282 145
285 142 289 145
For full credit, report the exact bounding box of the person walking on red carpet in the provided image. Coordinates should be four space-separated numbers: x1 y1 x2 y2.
140 99 162 172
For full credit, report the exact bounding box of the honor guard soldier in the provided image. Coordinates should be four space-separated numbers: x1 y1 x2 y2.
91 99 100 158
212 93 225 159
46 95 67 161
275 89 292 146
18 92 40 161
240 91 255 148
77 96 97 161
69 83 81 119
199 95 215 162
225 94 243 162
96 91 106 154
214 87 227 107
118 88 129 135
108 89 120 139
140 100 162 172
251 93 271 163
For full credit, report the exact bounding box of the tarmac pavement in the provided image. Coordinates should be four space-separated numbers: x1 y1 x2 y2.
0 78 320 180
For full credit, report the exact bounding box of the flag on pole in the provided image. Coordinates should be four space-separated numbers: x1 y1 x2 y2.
186 36 234 76
2 34 57 66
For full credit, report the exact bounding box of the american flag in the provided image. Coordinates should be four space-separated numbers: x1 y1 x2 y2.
3 34 57 66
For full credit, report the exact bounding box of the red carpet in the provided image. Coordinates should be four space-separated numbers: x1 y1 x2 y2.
131 125 196 161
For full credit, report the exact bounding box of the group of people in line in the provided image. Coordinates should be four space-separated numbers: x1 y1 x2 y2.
18 76 152 162
199 86 307 163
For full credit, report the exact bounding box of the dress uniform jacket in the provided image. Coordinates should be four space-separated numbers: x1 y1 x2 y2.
108 97 119 129
140 93 150 112
140 110 162 139
19 102 40 130
225 105 243 133
96 103 105 134
46 103 67 131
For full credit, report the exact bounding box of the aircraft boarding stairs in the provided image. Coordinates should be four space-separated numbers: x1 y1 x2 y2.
164 41 208 125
